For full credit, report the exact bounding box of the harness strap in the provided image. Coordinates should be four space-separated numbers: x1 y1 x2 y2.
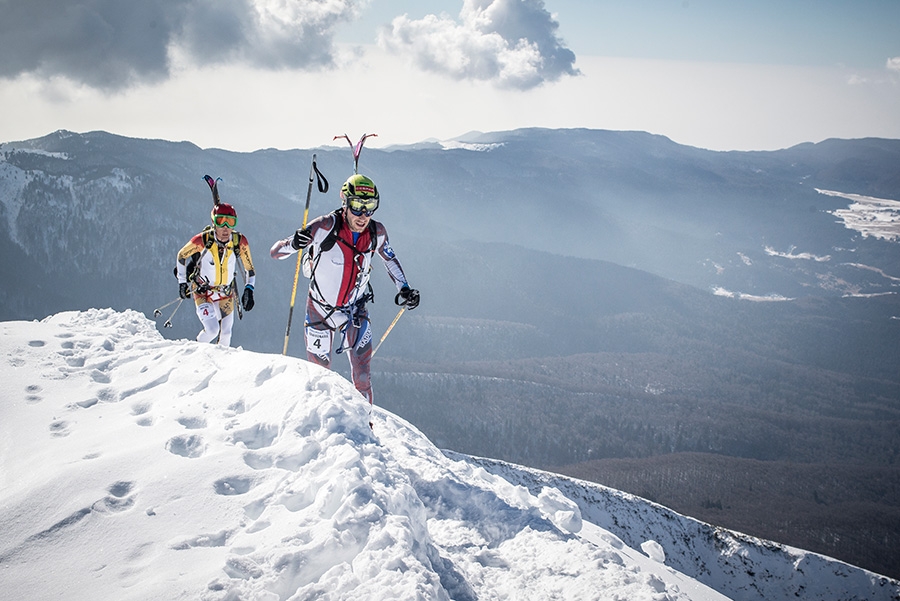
305 287 374 331
320 209 377 255
190 228 244 290
307 213 376 314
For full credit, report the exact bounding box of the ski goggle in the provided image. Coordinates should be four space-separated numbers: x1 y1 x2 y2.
346 197 378 217
213 214 237 228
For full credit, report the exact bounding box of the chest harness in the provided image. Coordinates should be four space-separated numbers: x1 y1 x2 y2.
188 227 245 303
306 210 377 352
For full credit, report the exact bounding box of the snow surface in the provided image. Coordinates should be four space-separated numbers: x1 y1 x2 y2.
708 189 900 301
1 309 897 600
820 188 900 242
711 287 794 302
763 245 831 262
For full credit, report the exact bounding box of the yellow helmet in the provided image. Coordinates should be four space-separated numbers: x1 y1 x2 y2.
340 174 379 216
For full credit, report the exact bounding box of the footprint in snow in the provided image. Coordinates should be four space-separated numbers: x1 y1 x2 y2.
231 423 279 450
214 476 256 496
93 481 137 514
26 481 138 545
222 400 247 417
177 416 207 429
96 387 117 403
242 452 273 470
131 402 152 416
169 530 232 550
90 369 111 384
222 556 264 580
133 403 154 425
191 372 215 393
49 420 70 437
165 434 206 458
25 384 42 404
108 481 135 497
243 497 270 521
253 364 287 387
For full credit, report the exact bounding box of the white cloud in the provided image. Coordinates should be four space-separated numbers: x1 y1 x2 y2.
176 0 364 70
378 0 579 90
0 0 366 92
887 57 900 72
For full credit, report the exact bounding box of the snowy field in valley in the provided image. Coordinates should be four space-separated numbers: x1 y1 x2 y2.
821 189 900 242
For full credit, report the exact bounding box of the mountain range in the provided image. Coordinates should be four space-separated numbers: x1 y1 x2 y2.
2 128 899 579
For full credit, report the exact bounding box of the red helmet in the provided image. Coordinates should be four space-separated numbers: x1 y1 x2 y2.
211 203 237 228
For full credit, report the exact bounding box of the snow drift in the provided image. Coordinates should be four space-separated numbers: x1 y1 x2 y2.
0 309 895 601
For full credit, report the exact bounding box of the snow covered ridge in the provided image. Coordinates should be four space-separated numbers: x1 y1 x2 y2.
0 144 70 160
439 140 505 151
1 309 897 601
465 455 900 601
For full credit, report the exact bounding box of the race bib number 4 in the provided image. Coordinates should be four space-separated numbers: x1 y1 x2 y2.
197 302 216 318
306 327 331 356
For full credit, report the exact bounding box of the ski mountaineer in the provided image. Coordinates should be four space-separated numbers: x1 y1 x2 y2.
269 173 420 412
176 202 256 346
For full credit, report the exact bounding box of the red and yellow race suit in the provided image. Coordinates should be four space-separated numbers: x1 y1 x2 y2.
176 229 255 345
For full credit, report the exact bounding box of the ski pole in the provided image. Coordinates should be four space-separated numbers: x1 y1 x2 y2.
163 297 184 328
232 279 243 321
153 297 181 317
371 306 406 358
283 154 328 355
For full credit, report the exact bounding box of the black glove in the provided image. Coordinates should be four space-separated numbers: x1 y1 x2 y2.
396 286 420 310
193 276 210 294
179 282 190 299
241 286 255 311
291 228 312 250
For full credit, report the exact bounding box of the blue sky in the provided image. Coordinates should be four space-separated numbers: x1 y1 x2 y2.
555 1 899 67
1 0 898 152
348 0 899 67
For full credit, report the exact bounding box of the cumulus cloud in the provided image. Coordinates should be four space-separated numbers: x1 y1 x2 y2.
0 0 364 91
177 0 361 70
378 0 579 90
887 57 900 73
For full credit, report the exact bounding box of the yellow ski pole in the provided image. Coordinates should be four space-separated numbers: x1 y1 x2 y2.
372 306 407 358
283 154 327 355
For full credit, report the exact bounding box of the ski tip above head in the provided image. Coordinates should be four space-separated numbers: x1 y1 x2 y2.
203 174 223 205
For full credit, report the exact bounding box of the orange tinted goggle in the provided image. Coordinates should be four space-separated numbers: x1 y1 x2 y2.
214 214 237 228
